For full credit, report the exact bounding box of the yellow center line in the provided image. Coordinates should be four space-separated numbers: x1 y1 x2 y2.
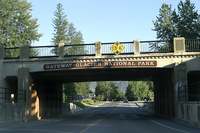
80 103 121 133
80 118 104 133
110 103 121 114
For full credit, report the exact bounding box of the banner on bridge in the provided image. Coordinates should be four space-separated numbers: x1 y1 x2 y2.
44 61 157 70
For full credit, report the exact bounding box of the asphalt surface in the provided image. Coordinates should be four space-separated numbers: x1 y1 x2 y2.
0 101 200 133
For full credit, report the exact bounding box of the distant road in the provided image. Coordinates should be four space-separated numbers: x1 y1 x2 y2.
0 101 199 133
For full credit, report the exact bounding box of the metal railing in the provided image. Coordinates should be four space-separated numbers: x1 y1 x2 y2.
101 41 134 55
178 82 200 101
30 45 59 58
140 40 173 53
0 87 26 103
185 39 200 52
64 43 95 56
2 39 200 59
4 47 20 59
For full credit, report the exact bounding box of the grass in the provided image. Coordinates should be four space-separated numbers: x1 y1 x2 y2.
73 100 103 108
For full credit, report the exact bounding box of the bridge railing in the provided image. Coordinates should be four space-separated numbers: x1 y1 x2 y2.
140 40 173 53
0 37 200 59
30 45 59 58
101 41 134 55
4 47 20 59
185 39 200 52
64 43 95 56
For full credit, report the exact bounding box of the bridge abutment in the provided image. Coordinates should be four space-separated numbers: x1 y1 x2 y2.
33 79 63 118
154 67 176 118
175 62 188 101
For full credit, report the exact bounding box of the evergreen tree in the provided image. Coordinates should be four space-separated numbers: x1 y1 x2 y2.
152 0 200 51
125 82 135 100
51 3 85 55
110 82 119 101
152 3 177 40
0 0 42 57
174 0 200 39
151 3 176 52
51 3 68 55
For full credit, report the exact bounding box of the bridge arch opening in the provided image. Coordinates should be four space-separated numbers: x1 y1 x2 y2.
28 67 176 118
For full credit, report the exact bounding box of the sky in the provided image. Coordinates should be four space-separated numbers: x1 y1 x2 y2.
27 0 200 46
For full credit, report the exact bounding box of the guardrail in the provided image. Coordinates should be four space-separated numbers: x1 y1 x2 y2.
0 87 26 103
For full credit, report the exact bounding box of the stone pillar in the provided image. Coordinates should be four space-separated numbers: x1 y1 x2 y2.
134 39 140 55
20 45 30 59
174 37 185 53
0 46 5 60
59 43 65 58
18 68 30 103
175 62 188 101
95 41 101 57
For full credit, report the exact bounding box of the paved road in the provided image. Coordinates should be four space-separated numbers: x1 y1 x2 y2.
0 101 200 133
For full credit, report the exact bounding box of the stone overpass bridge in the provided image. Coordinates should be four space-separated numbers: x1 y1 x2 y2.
0 37 200 124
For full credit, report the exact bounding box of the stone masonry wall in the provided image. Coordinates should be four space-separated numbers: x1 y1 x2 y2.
178 101 200 127
0 103 26 123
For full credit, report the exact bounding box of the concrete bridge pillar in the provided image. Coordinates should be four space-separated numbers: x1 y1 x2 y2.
20 45 30 59
154 68 176 118
59 43 65 58
18 68 37 119
134 39 140 55
95 41 101 57
174 37 185 53
18 68 30 103
175 62 188 101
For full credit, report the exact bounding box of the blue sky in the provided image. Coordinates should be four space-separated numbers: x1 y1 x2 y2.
27 0 200 46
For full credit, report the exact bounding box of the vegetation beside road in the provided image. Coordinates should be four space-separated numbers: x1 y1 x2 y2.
73 100 103 108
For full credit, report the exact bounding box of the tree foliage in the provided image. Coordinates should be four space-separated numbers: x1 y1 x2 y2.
174 0 200 39
95 81 124 101
63 82 90 98
51 3 85 55
152 3 177 41
153 0 200 40
0 0 42 47
125 81 151 100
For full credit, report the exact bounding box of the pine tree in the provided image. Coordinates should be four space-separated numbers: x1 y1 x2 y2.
125 81 135 100
152 3 177 40
174 0 200 39
51 3 68 55
51 3 85 56
152 0 200 51
151 3 176 52
0 0 42 47
110 82 119 101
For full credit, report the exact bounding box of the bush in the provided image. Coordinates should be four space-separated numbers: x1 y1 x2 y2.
94 100 99 103
83 100 94 104
95 95 104 101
